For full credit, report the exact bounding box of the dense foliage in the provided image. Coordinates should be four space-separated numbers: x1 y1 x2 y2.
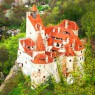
0 33 25 84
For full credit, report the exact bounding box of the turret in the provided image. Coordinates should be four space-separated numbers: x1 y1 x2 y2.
31 4 38 18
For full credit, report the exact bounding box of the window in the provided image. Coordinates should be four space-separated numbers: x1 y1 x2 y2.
20 52 21 54
22 63 23 67
81 51 82 53
69 60 72 62
51 36 55 39
80 57 81 60
61 44 63 47
52 50 55 52
40 58 46 61
38 69 40 72
43 76 45 78
27 46 30 49
82 56 83 59
56 37 60 40
30 32 32 34
66 68 68 71
56 43 59 47
25 61 27 64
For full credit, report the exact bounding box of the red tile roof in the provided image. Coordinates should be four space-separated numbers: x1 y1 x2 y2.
28 15 45 31
32 53 53 64
20 38 35 56
51 31 69 40
59 20 79 30
70 35 84 51
65 44 75 56
45 26 54 35
36 33 45 51
47 38 52 46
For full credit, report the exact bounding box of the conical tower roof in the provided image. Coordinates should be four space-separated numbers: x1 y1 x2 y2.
36 33 45 51
31 4 37 12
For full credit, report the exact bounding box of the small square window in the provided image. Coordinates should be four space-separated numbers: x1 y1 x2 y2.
43 76 45 78
38 69 40 72
66 68 68 71
69 60 72 62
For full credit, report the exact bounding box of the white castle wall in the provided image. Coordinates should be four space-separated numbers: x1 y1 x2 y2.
66 56 74 72
30 62 60 88
26 17 36 42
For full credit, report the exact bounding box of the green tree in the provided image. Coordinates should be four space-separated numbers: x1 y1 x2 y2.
0 46 9 71
81 10 95 39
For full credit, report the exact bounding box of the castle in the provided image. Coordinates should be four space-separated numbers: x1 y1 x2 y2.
17 5 85 88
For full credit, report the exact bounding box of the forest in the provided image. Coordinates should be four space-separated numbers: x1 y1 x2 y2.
0 0 95 95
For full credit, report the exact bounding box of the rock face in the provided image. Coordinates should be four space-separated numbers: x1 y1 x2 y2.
0 63 20 91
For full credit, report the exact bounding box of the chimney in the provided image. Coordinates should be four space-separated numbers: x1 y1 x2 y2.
65 20 68 29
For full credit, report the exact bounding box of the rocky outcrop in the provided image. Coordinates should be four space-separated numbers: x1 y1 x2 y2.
0 63 20 91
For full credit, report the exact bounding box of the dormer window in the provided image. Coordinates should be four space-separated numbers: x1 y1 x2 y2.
79 45 82 48
56 37 60 40
52 50 55 52
40 58 46 61
27 46 31 49
56 43 59 47
51 36 55 39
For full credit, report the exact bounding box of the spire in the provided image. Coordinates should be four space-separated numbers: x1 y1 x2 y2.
36 33 45 51
31 4 37 12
